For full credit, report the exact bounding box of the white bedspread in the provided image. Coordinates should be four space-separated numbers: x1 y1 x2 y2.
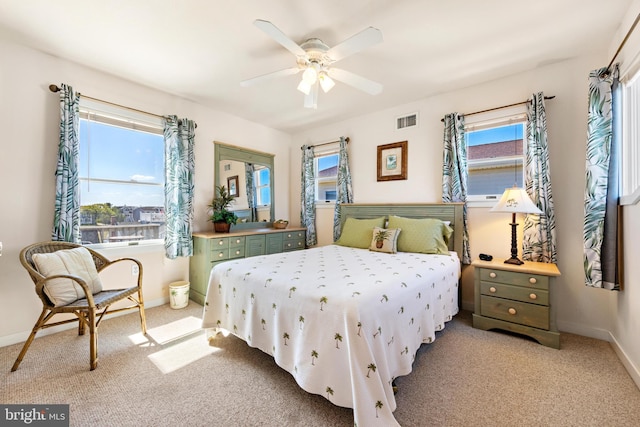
202 244 460 426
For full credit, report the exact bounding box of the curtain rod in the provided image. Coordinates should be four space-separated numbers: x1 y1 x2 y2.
440 95 555 122
301 137 349 150
48 84 197 128
607 12 640 71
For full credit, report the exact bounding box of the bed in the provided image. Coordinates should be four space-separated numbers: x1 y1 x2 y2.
201 203 464 426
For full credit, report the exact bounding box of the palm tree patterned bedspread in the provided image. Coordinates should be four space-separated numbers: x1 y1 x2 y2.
202 244 460 427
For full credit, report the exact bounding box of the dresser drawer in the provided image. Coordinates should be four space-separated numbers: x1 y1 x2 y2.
283 230 305 251
480 295 549 330
211 249 229 261
480 268 549 290
228 236 245 248
480 281 549 306
211 238 229 251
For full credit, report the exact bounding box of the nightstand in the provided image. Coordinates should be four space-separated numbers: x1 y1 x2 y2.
472 258 561 349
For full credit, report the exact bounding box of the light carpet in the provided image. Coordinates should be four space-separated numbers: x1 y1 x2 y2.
1 303 639 426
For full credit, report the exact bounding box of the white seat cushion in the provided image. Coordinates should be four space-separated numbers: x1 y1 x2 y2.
32 247 103 306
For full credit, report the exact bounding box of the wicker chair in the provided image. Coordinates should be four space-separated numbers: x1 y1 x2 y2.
12 241 147 371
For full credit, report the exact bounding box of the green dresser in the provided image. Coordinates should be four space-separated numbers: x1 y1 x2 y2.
189 228 306 305
472 258 561 348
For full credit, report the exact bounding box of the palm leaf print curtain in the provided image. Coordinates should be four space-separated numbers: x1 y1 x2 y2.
163 116 195 259
442 113 471 264
522 92 557 263
301 145 317 246
52 83 81 243
333 137 354 241
583 65 621 290
245 163 257 222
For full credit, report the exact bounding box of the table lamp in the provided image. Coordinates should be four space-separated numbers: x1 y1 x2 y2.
490 186 542 265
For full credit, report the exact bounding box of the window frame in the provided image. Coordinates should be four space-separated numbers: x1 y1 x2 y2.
464 106 527 208
314 146 340 204
78 98 165 247
621 67 640 205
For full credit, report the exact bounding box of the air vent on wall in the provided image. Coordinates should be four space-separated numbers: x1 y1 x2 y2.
396 112 418 130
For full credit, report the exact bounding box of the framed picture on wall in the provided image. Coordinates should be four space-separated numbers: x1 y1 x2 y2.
227 175 239 197
377 141 407 181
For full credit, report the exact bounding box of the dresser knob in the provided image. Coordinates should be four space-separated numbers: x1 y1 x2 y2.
529 277 537 284
508 308 517 315
489 287 497 293
489 272 497 278
236 239 241 244
218 253 224 258
529 293 537 300
218 240 224 245
235 250 240 255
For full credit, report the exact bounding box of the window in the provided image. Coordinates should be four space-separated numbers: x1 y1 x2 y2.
622 68 640 204
254 166 271 206
465 109 527 206
78 100 165 245
315 152 339 202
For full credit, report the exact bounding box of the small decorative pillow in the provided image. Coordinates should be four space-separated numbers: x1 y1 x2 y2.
32 247 103 307
369 227 401 254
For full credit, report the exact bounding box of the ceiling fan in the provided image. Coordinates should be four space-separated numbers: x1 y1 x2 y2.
241 19 383 109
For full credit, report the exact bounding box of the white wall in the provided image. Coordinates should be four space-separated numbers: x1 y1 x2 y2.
290 49 640 383
0 38 291 345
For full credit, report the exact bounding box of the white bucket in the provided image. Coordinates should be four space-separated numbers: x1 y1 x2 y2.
169 280 190 309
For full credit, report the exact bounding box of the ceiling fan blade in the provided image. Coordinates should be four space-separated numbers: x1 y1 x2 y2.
328 68 383 95
326 27 383 62
241 67 301 87
304 83 318 109
254 19 306 57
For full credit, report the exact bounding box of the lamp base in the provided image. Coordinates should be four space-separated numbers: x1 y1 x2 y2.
504 256 524 265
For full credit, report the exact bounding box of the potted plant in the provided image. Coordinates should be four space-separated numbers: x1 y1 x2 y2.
373 228 390 249
208 185 238 233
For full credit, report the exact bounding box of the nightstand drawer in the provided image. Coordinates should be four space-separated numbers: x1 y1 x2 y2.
480 269 549 290
480 295 549 330
480 281 549 306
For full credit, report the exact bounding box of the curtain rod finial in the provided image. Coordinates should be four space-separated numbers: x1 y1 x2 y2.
49 84 60 93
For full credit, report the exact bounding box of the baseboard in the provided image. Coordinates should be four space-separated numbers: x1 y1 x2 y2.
0 297 169 348
556 319 612 342
609 332 640 391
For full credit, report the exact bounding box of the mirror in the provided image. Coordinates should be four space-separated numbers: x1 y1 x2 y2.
214 142 275 228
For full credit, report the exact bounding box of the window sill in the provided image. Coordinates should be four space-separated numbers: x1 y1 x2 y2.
467 200 499 208
315 201 336 209
621 187 640 206
86 240 164 256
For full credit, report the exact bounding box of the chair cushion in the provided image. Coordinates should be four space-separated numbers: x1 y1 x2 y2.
32 247 103 307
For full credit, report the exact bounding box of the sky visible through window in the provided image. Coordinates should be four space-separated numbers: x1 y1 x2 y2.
467 124 523 146
318 154 338 171
79 119 164 207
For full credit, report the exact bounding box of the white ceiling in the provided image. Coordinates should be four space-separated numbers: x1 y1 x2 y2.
0 0 632 133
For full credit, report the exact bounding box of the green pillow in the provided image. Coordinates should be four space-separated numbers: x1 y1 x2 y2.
387 215 452 254
335 216 386 249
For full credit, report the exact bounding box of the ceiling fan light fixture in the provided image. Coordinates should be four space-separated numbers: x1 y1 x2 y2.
319 72 335 93
302 66 318 85
297 79 312 95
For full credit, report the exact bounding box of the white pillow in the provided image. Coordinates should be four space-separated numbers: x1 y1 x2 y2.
32 247 103 307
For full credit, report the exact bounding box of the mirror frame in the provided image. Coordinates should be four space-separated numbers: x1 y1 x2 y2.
214 142 275 229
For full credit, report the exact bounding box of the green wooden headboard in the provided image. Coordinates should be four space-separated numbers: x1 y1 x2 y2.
338 203 464 260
